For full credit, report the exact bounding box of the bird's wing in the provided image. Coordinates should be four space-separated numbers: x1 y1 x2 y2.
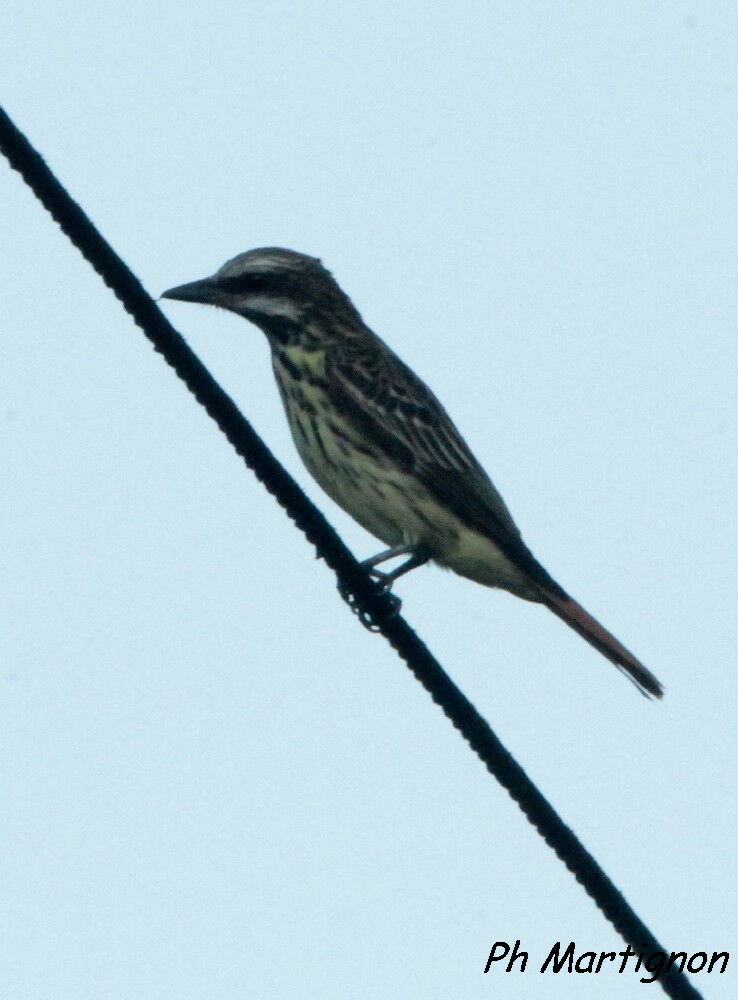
326 340 562 591
327 341 664 699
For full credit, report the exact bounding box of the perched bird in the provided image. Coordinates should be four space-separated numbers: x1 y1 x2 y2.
162 248 663 698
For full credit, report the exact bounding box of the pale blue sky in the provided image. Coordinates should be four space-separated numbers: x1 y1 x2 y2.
1 3 736 998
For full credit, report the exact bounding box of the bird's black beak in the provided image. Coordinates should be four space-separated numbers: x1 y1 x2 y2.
161 278 220 305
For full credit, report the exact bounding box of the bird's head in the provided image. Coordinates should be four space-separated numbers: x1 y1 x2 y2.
162 247 362 344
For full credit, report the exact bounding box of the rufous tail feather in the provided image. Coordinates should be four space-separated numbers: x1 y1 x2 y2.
539 589 663 699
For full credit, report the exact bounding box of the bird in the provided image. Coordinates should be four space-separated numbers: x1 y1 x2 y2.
162 247 663 699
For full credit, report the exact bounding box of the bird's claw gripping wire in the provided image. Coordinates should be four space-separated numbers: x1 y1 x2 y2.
337 544 431 631
337 573 402 632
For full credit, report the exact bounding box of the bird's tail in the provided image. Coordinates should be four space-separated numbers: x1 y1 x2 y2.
538 587 663 699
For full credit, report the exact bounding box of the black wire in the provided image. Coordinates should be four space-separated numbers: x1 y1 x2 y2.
0 104 703 1000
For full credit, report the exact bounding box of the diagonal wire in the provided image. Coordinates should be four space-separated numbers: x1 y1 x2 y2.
0 104 702 1000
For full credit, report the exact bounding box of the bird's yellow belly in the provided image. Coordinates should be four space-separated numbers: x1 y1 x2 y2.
276 358 536 598
291 410 535 596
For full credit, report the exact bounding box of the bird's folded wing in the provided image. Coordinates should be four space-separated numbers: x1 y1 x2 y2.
326 343 562 593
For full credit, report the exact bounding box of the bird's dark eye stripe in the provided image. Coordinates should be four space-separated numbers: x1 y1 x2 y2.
216 273 270 294
217 272 294 296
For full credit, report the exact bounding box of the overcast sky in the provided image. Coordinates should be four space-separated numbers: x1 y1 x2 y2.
2 3 736 998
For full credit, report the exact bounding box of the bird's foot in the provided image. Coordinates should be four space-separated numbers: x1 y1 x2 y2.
369 571 403 616
337 574 402 632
